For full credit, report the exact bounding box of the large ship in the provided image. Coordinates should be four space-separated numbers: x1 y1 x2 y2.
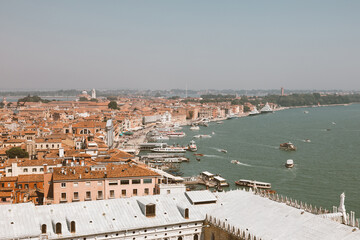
248 107 260 116
235 179 271 189
260 102 273 114
151 147 186 153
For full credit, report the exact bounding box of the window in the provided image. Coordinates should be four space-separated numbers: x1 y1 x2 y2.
86 191 91 199
73 182 78 187
109 181 118 185
211 233 215 240
41 224 47 234
61 183 66 188
23 168 28 173
145 204 155 217
61 193 66 201
34 184 37 188
40 168 44 172
7 183 10 187
18 184 22 189
144 188 149 195
56 222 62 234
32 168 37 172
178 237 183 240
185 208 189 219
97 191 103 199
193 235 199 240
132 179 141 184
46 144 49 148
97 181 102 186
120 180 129 185
121 190 126 197
86 182 91 186
167 190 171 194
143 179 152 184
110 190 115 198
133 189 137 196
73 192 79 200
1 183 3 187
70 221 76 233
52 144 54 148
25 184 29 189
8 169 12 173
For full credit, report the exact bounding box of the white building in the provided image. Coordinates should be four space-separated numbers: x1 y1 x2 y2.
91 88 96 99
0 190 359 239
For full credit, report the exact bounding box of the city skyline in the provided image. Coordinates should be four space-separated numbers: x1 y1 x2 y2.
1 0 360 90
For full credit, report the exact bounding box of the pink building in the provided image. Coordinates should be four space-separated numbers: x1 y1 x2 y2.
47 164 160 204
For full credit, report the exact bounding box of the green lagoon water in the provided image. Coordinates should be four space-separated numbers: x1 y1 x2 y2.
166 104 360 215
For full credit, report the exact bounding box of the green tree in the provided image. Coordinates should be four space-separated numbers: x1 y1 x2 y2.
243 105 251 112
6 147 29 158
108 101 118 109
79 97 88 101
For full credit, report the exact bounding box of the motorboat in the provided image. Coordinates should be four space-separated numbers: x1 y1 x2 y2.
304 111 309 114
303 139 311 143
285 159 294 168
220 149 227 153
188 140 198 152
190 125 200 131
235 179 271 189
279 142 296 151
216 121 223 124
231 160 240 164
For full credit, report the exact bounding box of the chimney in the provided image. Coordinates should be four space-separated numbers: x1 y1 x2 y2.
59 148 64 158
43 164 48 173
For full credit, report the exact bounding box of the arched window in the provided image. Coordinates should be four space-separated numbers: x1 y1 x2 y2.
184 208 189 219
70 221 76 233
23 168 28 172
56 222 62 234
193 234 199 240
178 237 183 240
40 168 44 172
41 224 47 234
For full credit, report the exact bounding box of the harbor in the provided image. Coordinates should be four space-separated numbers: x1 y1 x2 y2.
132 104 360 215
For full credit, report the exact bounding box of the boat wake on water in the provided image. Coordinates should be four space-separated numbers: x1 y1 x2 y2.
231 160 252 167
203 154 226 159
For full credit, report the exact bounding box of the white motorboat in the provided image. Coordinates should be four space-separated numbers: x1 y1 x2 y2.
285 159 294 168
190 125 200 131
188 140 197 152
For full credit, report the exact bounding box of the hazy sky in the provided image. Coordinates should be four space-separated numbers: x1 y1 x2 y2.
1 1 360 90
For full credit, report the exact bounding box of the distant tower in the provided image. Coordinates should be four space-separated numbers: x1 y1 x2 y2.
2 97 7 109
281 87 284 96
91 89 96 99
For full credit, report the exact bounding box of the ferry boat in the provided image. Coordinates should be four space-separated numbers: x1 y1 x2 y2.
151 147 186 153
214 176 229 187
193 134 212 139
190 125 200 131
249 107 260 116
260 102 273 114
279 142 296 151
166 132 186 138
285 159 294 168
188 140 197 152
235 179 271 189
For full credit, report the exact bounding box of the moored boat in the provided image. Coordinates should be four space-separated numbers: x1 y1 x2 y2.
190 125 200 131
249 107 260 116
167 132 186 138
235 179 271 189
260 102 273 114
151 147 186 153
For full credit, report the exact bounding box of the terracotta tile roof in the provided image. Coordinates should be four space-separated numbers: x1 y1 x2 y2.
52 164 160 181
0 176 18 182
17 174 44 183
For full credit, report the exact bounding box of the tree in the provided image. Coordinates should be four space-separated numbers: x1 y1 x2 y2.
108 101 118 109
79 97 88 101
243 105 251 112
6 147 29 158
